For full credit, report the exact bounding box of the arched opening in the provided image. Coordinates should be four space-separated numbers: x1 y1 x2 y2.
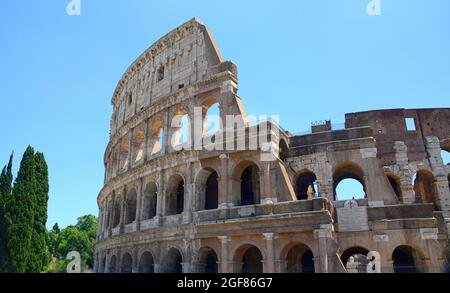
333 162 366 201
119 137 130 171
413 170 437 204
164 248 183 273
285 244 315 273
392 246 422 273
295 171 318 200
133 125 145 163
279 139 289 161
387 174 402 200
112 199 121 228
121 253 133 273
203 99 221 135
171 110 191 149
157 65 165 82
101 256 106 273
108 255 117 273
205 171 219 210
111 148 119 177
241 246 263 273
125 189 137 225
166 175 185 216
138 252 154 273
150 120 164 156
142 182 157 220
198 247 218 273
341 247 369 273
237 162 260 206
441 141 450 165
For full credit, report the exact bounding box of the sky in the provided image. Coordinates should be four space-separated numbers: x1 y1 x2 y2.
0 0 449 228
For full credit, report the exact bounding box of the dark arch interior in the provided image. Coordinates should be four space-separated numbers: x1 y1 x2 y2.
200 248 218 273
176 180 184 214
101 256 106 273
341 247 369 273
167 176 184 216
138 252 154 273
125 190 137 224
108 255 116 273
387 175 402 200
242 246 263 273
279 139 289 161
113 201 121 228
414 171 437 204
142 183 157 220
205 171 219 210
296 172 317 200
286 244 315 273
121 253 132 273
240 165 260 206
393 246 419 273
166 249 183 273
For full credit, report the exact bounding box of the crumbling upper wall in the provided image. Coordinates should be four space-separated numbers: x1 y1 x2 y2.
345 108 450 165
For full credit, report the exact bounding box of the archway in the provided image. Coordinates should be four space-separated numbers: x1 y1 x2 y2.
333 162 366 201
234 161 260 206
142 182 157 220
295 171 318 200
234 245 263 273
125 189 137 225
413 170 437 204
341 247 369 273
166 175 185 216
285 244 315 273
202 98 221 135
138 252 154 273
112 199 121 228
133 125 145 163
150 119 164 155
387 174 402 200
205 171 219 210
171 110 191 149
165 248 183 273
198 247 218 273
108 255 117 273
121 253 132 273
392 246 422 273
119 137 130 171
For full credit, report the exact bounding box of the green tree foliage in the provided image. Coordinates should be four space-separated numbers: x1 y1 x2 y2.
0 153 13 272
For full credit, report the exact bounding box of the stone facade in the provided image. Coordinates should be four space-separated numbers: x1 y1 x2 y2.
94 19 450 273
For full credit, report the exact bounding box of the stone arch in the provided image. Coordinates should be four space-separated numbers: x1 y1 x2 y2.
413 169 438 204
163 247 183 273
441 139 450 165
340 246 370 273
386 173 402 200
171 108 191 149
112 196 121 228
166 174 185 215
281 242 315 273
232 160 261 206
138 251 155 273
119 137 130 171
125 188 137 225
108 255 117 273
121 252 133 273
333 162 367 201
392 245 426 273
197 247 218 273
195 168 219 210
294 170 318 200
149 118 164 156
233 244 264 273
133 124 145 163
201 96 221 136
142 182 158 220
279 138 289 161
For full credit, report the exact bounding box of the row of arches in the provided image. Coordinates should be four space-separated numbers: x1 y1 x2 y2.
107 99 222 180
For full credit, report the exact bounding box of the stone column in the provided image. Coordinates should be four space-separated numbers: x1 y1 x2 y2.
262 233 276 273
119 187 126 234
218 236 230 273
143 118 150 162
314 225 334 273
394 141 415 204
219 154 230 209
261 162 276 204
128 128 135 170
136 178 143 231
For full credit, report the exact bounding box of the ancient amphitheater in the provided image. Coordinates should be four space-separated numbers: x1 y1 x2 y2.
94 19 450 273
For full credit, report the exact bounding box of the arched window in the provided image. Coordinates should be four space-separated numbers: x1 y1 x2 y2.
119 137 130 171
171 111 191 149
386 174 402 200
150 120 164 155
157 66 165 82
108 255 117 273
205 172 219 210
413 170 437 204
285 244 315 273
133 125 145 163
166 175 185 216
333 162 366 201
441 150 450 165
164 248 183 273
125 189 137 225
341 247 369 274
138 252 154 273
295 171 318 200
202 98 221 136
242 246 263 273
198 247 218 273
142 182 157 220
112 199 121 228
121 253 133 273
234 162 260 206
392 246 422 273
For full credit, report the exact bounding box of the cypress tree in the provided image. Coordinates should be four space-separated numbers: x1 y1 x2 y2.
30 152 49 272
0 153 13 272
7 147 36 273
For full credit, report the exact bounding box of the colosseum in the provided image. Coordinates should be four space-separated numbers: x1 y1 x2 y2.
94 18 450 273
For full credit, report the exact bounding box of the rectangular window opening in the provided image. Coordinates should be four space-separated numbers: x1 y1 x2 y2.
405 118 416 132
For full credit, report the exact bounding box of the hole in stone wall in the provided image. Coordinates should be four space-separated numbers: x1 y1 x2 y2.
405 118 416 132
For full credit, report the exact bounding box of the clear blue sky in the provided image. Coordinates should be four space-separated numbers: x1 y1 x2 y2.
0 0 449 228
